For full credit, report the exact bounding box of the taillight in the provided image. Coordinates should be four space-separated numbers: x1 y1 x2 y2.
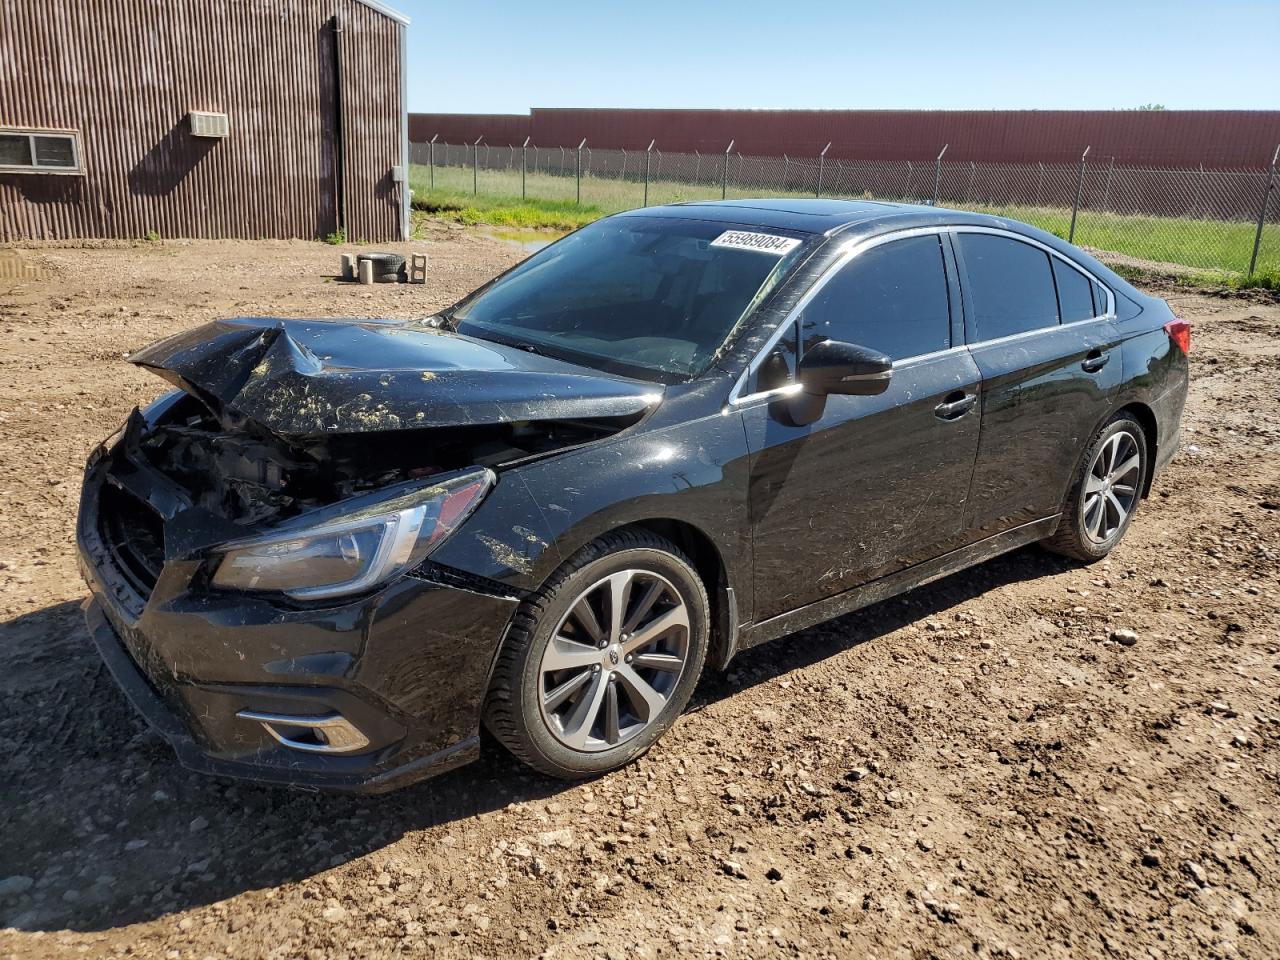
1164 319 1191 355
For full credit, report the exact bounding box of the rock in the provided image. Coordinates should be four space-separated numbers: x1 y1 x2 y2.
1110 628 1139 646
621 794 638 809
917 838 935 852
151 790 171 802
0 876 35 898
322 905 348 923
124 839 148 851
847 767 871 782
189 816 209 832
720 860 747 879
177 917 194 931
535 828 575 849
1183 861 1208 887
1141 851 1161 868
766 867 783 882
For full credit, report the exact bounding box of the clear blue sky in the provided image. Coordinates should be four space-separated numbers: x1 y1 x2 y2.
395 0 1276 114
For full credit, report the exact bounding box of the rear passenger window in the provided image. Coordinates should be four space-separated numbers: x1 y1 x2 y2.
1052 257 1096 322
797 234 951 361
1092 281 1110 316
958 233 1059 340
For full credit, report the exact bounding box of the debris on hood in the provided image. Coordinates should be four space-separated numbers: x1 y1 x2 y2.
129 317 662 438
123 318 659 527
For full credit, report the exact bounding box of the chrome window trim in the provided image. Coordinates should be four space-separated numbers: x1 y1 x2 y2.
726 223 1117 410
727 226 947 407
961 313 1110 351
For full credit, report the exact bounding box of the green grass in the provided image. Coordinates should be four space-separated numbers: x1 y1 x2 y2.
1111 262 1280 292
412 186 602 231
408 163 1280 279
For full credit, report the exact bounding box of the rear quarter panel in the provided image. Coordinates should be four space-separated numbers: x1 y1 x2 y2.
1116 300 1188 478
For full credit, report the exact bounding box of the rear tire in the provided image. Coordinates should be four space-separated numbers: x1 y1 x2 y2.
1044 412 1149 562
484 530 709 780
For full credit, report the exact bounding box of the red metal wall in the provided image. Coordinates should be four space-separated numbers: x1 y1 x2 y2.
1 0 405 242
408 113 531 147
410 108 1280 168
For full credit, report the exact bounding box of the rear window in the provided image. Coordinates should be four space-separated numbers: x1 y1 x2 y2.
958 233 1060 340
1053 257 1096 323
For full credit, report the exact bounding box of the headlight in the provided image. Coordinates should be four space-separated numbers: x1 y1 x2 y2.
211 469 493 600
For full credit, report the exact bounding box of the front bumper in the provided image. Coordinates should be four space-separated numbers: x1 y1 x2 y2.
77 448 521 793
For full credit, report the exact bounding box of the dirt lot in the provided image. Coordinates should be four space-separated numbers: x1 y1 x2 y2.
1 225 1277 960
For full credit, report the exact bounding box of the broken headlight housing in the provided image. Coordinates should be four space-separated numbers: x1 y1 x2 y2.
211 468 493 600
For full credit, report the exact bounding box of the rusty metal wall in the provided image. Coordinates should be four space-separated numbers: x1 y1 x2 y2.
0 0 405 242
410 108 1280 169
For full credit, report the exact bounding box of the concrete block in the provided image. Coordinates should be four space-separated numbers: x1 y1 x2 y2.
358 258 374 285
408 253 428 284
340 253 356 281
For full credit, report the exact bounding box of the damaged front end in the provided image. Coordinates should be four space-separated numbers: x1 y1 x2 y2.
125 316 659 531
75 316 661 791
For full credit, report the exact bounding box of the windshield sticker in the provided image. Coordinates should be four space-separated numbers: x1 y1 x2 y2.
709 231 801 255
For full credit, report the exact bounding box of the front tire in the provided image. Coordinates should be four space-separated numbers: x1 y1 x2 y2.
484 530 709 779
1044 412 1149 562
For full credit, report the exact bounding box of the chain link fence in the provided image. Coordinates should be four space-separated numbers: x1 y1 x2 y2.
408 140 1280 279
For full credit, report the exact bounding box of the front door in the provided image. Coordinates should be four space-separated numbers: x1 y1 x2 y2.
743 232 983 623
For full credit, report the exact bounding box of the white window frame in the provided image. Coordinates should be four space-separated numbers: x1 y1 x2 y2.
0 127 85 175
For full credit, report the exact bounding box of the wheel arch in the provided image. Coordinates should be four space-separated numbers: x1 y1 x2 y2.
1114 400 1159 497
610 518 738 673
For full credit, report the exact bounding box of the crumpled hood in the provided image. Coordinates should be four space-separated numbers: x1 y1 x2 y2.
129 317 661 437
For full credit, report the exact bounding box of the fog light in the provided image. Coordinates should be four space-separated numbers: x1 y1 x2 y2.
236 709 371 754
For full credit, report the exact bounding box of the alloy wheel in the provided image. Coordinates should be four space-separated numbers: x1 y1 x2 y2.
537 569 690 753
1082 430 1142 544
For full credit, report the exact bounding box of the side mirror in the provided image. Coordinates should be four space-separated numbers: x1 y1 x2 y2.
798 339 893 397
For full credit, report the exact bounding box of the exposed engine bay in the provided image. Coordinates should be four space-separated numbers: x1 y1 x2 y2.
139 392 631 526
114 316 664 528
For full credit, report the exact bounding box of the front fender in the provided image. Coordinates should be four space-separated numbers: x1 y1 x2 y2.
431 410 754 615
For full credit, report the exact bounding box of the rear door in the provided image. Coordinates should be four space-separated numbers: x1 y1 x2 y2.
743 231 983 622
953 229 1122 539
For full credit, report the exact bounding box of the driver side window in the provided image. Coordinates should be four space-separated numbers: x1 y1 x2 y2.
798 234 952 361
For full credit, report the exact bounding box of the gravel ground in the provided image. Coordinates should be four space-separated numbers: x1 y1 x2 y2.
0 224 1277 960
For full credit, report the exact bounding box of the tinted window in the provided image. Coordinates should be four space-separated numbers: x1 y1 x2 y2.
1092 281 1110 316
958 233 1059 340
1053 257 1095 322
797 234 950 361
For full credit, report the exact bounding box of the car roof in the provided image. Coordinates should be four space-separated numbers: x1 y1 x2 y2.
616 197 1035 239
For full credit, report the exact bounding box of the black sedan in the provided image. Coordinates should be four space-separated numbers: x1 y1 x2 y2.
77 199 1190 791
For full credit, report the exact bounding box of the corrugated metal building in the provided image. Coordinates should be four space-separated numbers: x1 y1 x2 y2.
410 108 1280 169
1 0 409 243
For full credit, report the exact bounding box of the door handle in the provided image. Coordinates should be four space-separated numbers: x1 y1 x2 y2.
1081 350 1110 373
934 392 977 421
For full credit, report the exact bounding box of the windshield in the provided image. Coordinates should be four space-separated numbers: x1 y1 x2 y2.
451 216 809 382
